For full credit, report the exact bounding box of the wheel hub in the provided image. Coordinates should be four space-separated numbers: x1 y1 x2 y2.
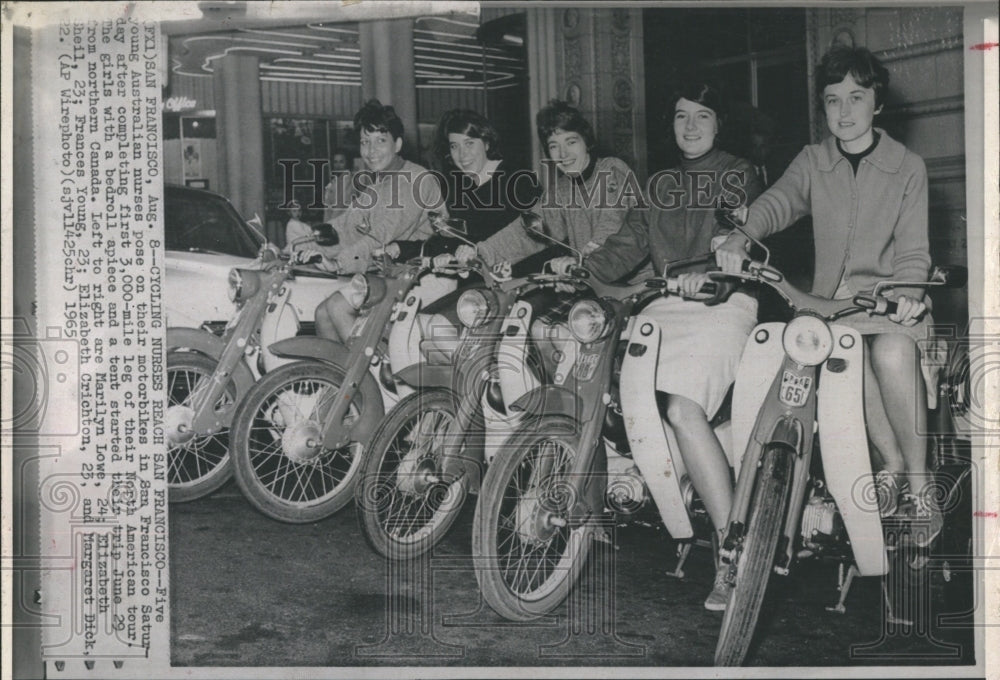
166 405 196 445
515 493 563 545
396 455 439 495
282 420 323 464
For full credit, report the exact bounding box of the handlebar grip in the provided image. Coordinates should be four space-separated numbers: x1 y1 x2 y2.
853 294 896 316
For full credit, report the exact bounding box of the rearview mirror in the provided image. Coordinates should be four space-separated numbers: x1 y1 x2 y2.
429 212 469 238
312 223 339 247
930 265 968 288
520 211 545 238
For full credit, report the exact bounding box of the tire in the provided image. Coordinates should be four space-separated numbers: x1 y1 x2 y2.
472 414 594 621
166 352 238 503
715 444 793 666
356 388 468 559
229 360 379 523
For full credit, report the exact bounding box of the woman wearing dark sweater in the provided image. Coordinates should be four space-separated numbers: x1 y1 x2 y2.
565 81 763 612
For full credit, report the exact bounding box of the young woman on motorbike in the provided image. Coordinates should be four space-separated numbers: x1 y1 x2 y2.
551 80 763 611
456 100 641 272
298 99 447 342
715 46 939 547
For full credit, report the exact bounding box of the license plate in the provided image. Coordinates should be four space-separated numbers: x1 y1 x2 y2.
779 370 812 407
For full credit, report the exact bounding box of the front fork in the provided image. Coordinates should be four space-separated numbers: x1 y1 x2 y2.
722 358 818 574
189 290 271 434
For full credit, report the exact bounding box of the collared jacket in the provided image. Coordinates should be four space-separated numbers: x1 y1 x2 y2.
475 156 639 267
740 129 930 300
315 158 444 274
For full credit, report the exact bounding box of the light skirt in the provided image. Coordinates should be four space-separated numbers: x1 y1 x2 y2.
641 292 758 418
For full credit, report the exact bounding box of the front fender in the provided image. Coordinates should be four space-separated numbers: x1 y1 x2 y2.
394 362 452 389
267 336 351 365
511 385 579 421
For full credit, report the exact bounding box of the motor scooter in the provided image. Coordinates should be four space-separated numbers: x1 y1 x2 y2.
165 227 346 502
227 223 457 523
710 230 967 666
354 213 574 558
470 218 734 621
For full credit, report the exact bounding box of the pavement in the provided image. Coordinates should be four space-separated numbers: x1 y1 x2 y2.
170 482 976 669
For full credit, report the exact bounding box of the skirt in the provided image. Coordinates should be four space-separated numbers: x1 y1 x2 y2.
641 292 758 418
836 308 935 344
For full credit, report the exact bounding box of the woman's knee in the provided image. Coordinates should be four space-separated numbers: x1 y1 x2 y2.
870 334 918 375
664 394 707 429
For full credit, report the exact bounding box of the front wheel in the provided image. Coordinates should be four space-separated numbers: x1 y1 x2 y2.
165 352 239 503
230 360 378 523
356 388 468 559
715 444 793 666
472 414 594 621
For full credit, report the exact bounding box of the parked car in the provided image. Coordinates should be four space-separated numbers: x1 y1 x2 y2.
164 184 265 329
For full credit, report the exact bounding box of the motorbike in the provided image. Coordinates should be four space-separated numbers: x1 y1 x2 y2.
470 218 734 621
710 231 967 666
354 213 575 559
227 222 460 523
165 226 347 502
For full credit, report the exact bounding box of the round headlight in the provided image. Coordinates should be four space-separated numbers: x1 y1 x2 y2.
568 299 611 344
456 289 495 328
346 274 369 310
782 314 833 366
227 269 242 302
227 269 261 304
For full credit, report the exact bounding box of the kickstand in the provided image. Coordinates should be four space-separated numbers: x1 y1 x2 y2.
664 541 693 579
881 581 914 626
826 563 860 614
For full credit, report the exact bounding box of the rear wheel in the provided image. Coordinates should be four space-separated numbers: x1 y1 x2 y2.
230 360 377 523
165 352 238 503
715 444 793 666
472 414 594 621
356 388 468 559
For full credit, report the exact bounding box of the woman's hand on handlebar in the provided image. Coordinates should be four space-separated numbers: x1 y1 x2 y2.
454 244 477 264
373 242 401 260
291 248 323 265
889 294 926 326
714 232 751 274
432 253 457 269
677 272 713 298
548 256 576 276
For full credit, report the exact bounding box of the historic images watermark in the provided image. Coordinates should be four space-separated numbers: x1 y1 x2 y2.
277 159 753 213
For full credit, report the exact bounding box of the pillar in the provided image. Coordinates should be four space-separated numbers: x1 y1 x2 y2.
213 54 266 230
359 19 419 161
525 8 561 172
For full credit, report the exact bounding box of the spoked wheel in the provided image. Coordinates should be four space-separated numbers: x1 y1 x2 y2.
230 360 378 523
356 388 468 559
715 444 793 666
472 414 593 621
166 352 239 503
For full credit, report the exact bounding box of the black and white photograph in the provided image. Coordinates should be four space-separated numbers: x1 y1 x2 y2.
2 1 997 677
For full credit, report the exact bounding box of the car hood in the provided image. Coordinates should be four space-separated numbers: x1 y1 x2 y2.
165 250 253 328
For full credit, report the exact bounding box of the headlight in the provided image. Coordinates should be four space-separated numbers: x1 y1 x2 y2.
456 289 495 328
227 269 261 304
568 299 611 344
782 314 833 366
346 274 369 310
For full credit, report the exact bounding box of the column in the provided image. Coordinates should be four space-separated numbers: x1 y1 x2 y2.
359 19 419 160
525 8 561 171
213 54 266 229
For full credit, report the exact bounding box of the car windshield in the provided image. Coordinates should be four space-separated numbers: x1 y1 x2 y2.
165 187 263 258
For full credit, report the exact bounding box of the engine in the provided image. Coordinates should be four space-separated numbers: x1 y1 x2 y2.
799 495 844 547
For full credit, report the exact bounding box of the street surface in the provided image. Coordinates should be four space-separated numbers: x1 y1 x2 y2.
170 483 975 669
